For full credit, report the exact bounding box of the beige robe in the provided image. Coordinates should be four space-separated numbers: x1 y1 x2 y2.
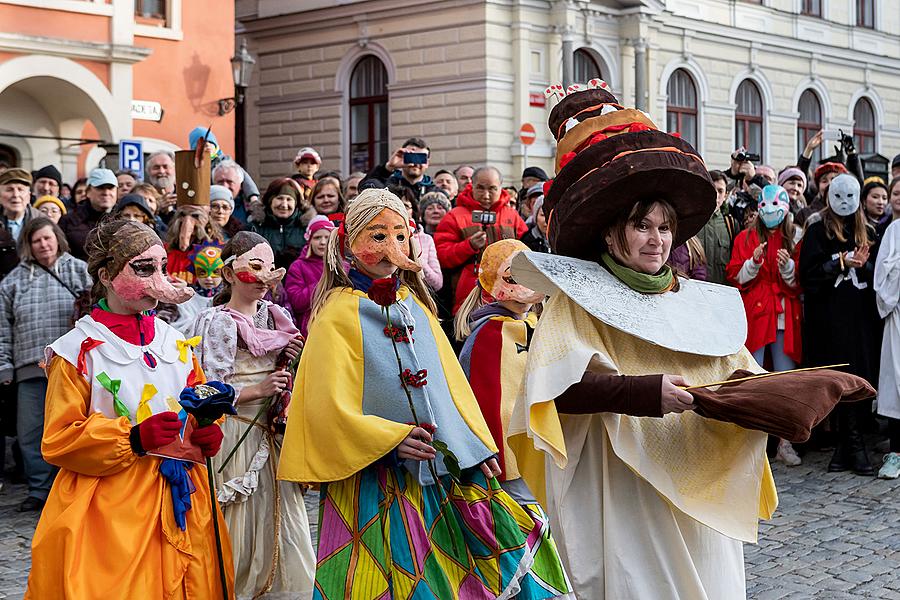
509 292 778 600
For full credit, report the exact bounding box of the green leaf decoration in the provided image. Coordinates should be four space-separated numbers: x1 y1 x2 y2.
431 439 462 482
96 371 130 419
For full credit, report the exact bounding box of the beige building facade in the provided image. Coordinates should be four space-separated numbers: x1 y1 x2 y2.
237 0 900 183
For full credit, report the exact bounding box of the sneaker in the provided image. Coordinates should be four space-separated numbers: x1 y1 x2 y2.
776 439 802 466
878 452 900 479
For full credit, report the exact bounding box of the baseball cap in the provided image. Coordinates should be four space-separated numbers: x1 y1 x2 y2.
87 168 117 188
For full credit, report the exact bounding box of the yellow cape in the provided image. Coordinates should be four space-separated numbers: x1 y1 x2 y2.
277 286 497 484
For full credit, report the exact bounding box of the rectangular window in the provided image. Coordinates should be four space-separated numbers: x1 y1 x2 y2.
857 0 874 28
801 0 821 16
135 0 166 20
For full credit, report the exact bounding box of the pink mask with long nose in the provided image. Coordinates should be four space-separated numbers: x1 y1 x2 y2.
111 244 194 304
228 243 286 287
350 208 421 272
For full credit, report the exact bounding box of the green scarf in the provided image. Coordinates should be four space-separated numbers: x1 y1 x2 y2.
600 252 674 294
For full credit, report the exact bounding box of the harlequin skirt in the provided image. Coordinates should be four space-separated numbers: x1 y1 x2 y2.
313 464 573 600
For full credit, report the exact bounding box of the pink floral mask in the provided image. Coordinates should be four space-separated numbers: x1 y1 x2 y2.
350 208 421 272
228 243 285 287
111 244 194 304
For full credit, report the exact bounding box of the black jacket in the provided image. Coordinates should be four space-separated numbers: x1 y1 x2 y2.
361 165 437 202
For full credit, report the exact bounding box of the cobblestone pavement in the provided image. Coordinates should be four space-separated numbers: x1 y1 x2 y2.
0 450 897 599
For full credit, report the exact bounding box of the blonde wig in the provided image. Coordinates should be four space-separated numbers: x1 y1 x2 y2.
309 188 437 324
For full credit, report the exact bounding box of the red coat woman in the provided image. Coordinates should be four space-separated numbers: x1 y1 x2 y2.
726 186 802 366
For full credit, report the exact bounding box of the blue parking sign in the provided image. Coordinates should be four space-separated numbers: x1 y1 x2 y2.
119 140 144 181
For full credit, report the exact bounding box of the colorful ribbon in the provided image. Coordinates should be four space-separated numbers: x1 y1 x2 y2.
96 372 129 420
77 337 104 376
176 336 202 363
136 384 158 424
167 396 189 437
159 458 195 531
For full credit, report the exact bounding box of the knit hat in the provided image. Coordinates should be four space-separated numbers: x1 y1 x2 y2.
522 166 549 181
115 193 155 221
34 195 67 215
304 214 336 241
892 154 900 170
813 162 848 184
418 191 451 214
293 147 322 165
526 183 544 198
543 84 715 260
209 184 234 208
0 168 32 186
33 165 62 187
777 167 807 190
188 126 219 151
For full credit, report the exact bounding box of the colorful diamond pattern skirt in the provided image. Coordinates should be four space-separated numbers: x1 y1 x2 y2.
313 464 572 599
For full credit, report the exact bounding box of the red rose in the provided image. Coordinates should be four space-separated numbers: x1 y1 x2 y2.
367 277 398 307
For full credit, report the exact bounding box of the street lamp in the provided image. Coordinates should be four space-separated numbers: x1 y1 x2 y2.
217 39 256 116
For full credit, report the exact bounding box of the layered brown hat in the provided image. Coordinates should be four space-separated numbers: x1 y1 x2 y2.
544 87 716 261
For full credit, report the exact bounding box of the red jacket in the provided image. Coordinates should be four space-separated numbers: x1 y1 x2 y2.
726 227 802 363
434 185 528 312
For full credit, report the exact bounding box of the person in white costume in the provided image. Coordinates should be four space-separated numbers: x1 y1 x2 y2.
874 218 900 479
506 83 779 600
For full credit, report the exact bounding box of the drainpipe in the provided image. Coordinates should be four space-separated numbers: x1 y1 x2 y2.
634 38 647 111
562 29 574 88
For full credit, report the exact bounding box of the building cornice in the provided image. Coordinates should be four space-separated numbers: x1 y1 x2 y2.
656 15 900 69
0 33 151 64
240 0 484 37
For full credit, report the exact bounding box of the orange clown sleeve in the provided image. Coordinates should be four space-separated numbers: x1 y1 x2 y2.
41 356 138 477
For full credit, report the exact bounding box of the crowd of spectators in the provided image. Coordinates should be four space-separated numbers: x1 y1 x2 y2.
2 125 900 513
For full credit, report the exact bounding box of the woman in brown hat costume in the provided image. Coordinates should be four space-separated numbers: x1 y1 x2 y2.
506 84 871 599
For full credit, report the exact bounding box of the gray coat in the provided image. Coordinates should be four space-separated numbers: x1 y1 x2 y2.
0 253 91 382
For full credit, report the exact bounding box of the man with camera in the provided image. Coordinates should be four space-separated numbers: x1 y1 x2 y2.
435 166 528 313
361 137 437 201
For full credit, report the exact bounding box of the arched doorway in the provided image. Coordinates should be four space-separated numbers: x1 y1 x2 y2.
0 56 122 183
0 144 18 169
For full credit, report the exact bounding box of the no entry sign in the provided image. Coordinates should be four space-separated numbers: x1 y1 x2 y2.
519 123 536 146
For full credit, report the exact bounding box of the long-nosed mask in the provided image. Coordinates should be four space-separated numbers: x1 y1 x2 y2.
350 208 422 273
111 244 194 304
227 243 286 287
479 239 544 304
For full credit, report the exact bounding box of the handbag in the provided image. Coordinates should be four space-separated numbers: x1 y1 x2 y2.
35 262 92 322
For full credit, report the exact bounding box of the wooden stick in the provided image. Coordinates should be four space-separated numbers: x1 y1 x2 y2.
680 364 850 391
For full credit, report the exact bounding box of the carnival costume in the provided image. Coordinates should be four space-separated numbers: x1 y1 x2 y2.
194 239 316 599
458 239 573 598
279 189 563 600
25 221 234 599
507 83 870 599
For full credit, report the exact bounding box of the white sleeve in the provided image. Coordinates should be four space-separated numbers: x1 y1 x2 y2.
735 258 762 285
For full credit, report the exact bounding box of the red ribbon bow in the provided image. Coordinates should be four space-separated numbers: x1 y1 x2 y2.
77 337 104 376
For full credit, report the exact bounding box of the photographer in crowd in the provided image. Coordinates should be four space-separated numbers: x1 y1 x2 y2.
361 137 437 201
434 165 527 314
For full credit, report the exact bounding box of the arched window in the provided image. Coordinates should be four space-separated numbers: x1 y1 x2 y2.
735 80 764 161
797 90 822 163
666 69 698 148
853 98 876 154
573 49 602 83
349 56 388 173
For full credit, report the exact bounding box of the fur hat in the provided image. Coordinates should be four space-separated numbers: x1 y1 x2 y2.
543 87 715 261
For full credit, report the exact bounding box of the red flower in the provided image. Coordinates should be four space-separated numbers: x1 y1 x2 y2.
367 277 398 307
401 368 428 388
